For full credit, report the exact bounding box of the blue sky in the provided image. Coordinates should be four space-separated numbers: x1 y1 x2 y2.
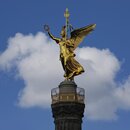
0 0 130 130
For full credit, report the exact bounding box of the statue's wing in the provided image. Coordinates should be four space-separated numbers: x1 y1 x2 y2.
70 24 96 50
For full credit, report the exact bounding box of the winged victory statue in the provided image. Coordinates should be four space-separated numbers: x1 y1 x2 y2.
44 8 96 81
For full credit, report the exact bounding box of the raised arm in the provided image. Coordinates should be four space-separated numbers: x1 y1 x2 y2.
44 25 60 44
48 32 60 44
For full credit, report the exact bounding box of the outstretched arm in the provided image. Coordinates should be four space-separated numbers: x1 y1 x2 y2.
44 25 60 44
48 32 60 44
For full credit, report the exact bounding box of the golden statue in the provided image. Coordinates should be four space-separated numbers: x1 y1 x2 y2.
44 8 96 80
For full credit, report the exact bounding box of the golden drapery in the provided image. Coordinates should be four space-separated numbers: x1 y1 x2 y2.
47 24 96 80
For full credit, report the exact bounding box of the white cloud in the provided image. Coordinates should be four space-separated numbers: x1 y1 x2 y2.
0 32 130 120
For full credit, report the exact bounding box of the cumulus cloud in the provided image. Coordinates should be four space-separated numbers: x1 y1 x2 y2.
0 32 130 120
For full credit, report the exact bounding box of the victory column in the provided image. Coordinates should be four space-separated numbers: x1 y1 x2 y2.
44 8 96 130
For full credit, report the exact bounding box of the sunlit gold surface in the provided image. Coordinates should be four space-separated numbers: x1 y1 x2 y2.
45 9 96 80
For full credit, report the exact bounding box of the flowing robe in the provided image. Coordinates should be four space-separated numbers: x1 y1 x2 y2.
48 32 84 80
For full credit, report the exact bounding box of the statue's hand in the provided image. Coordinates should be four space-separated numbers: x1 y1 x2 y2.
44 24 50 32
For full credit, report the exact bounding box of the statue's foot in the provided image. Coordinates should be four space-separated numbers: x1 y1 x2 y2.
77 67 84 74
64 77 74 81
